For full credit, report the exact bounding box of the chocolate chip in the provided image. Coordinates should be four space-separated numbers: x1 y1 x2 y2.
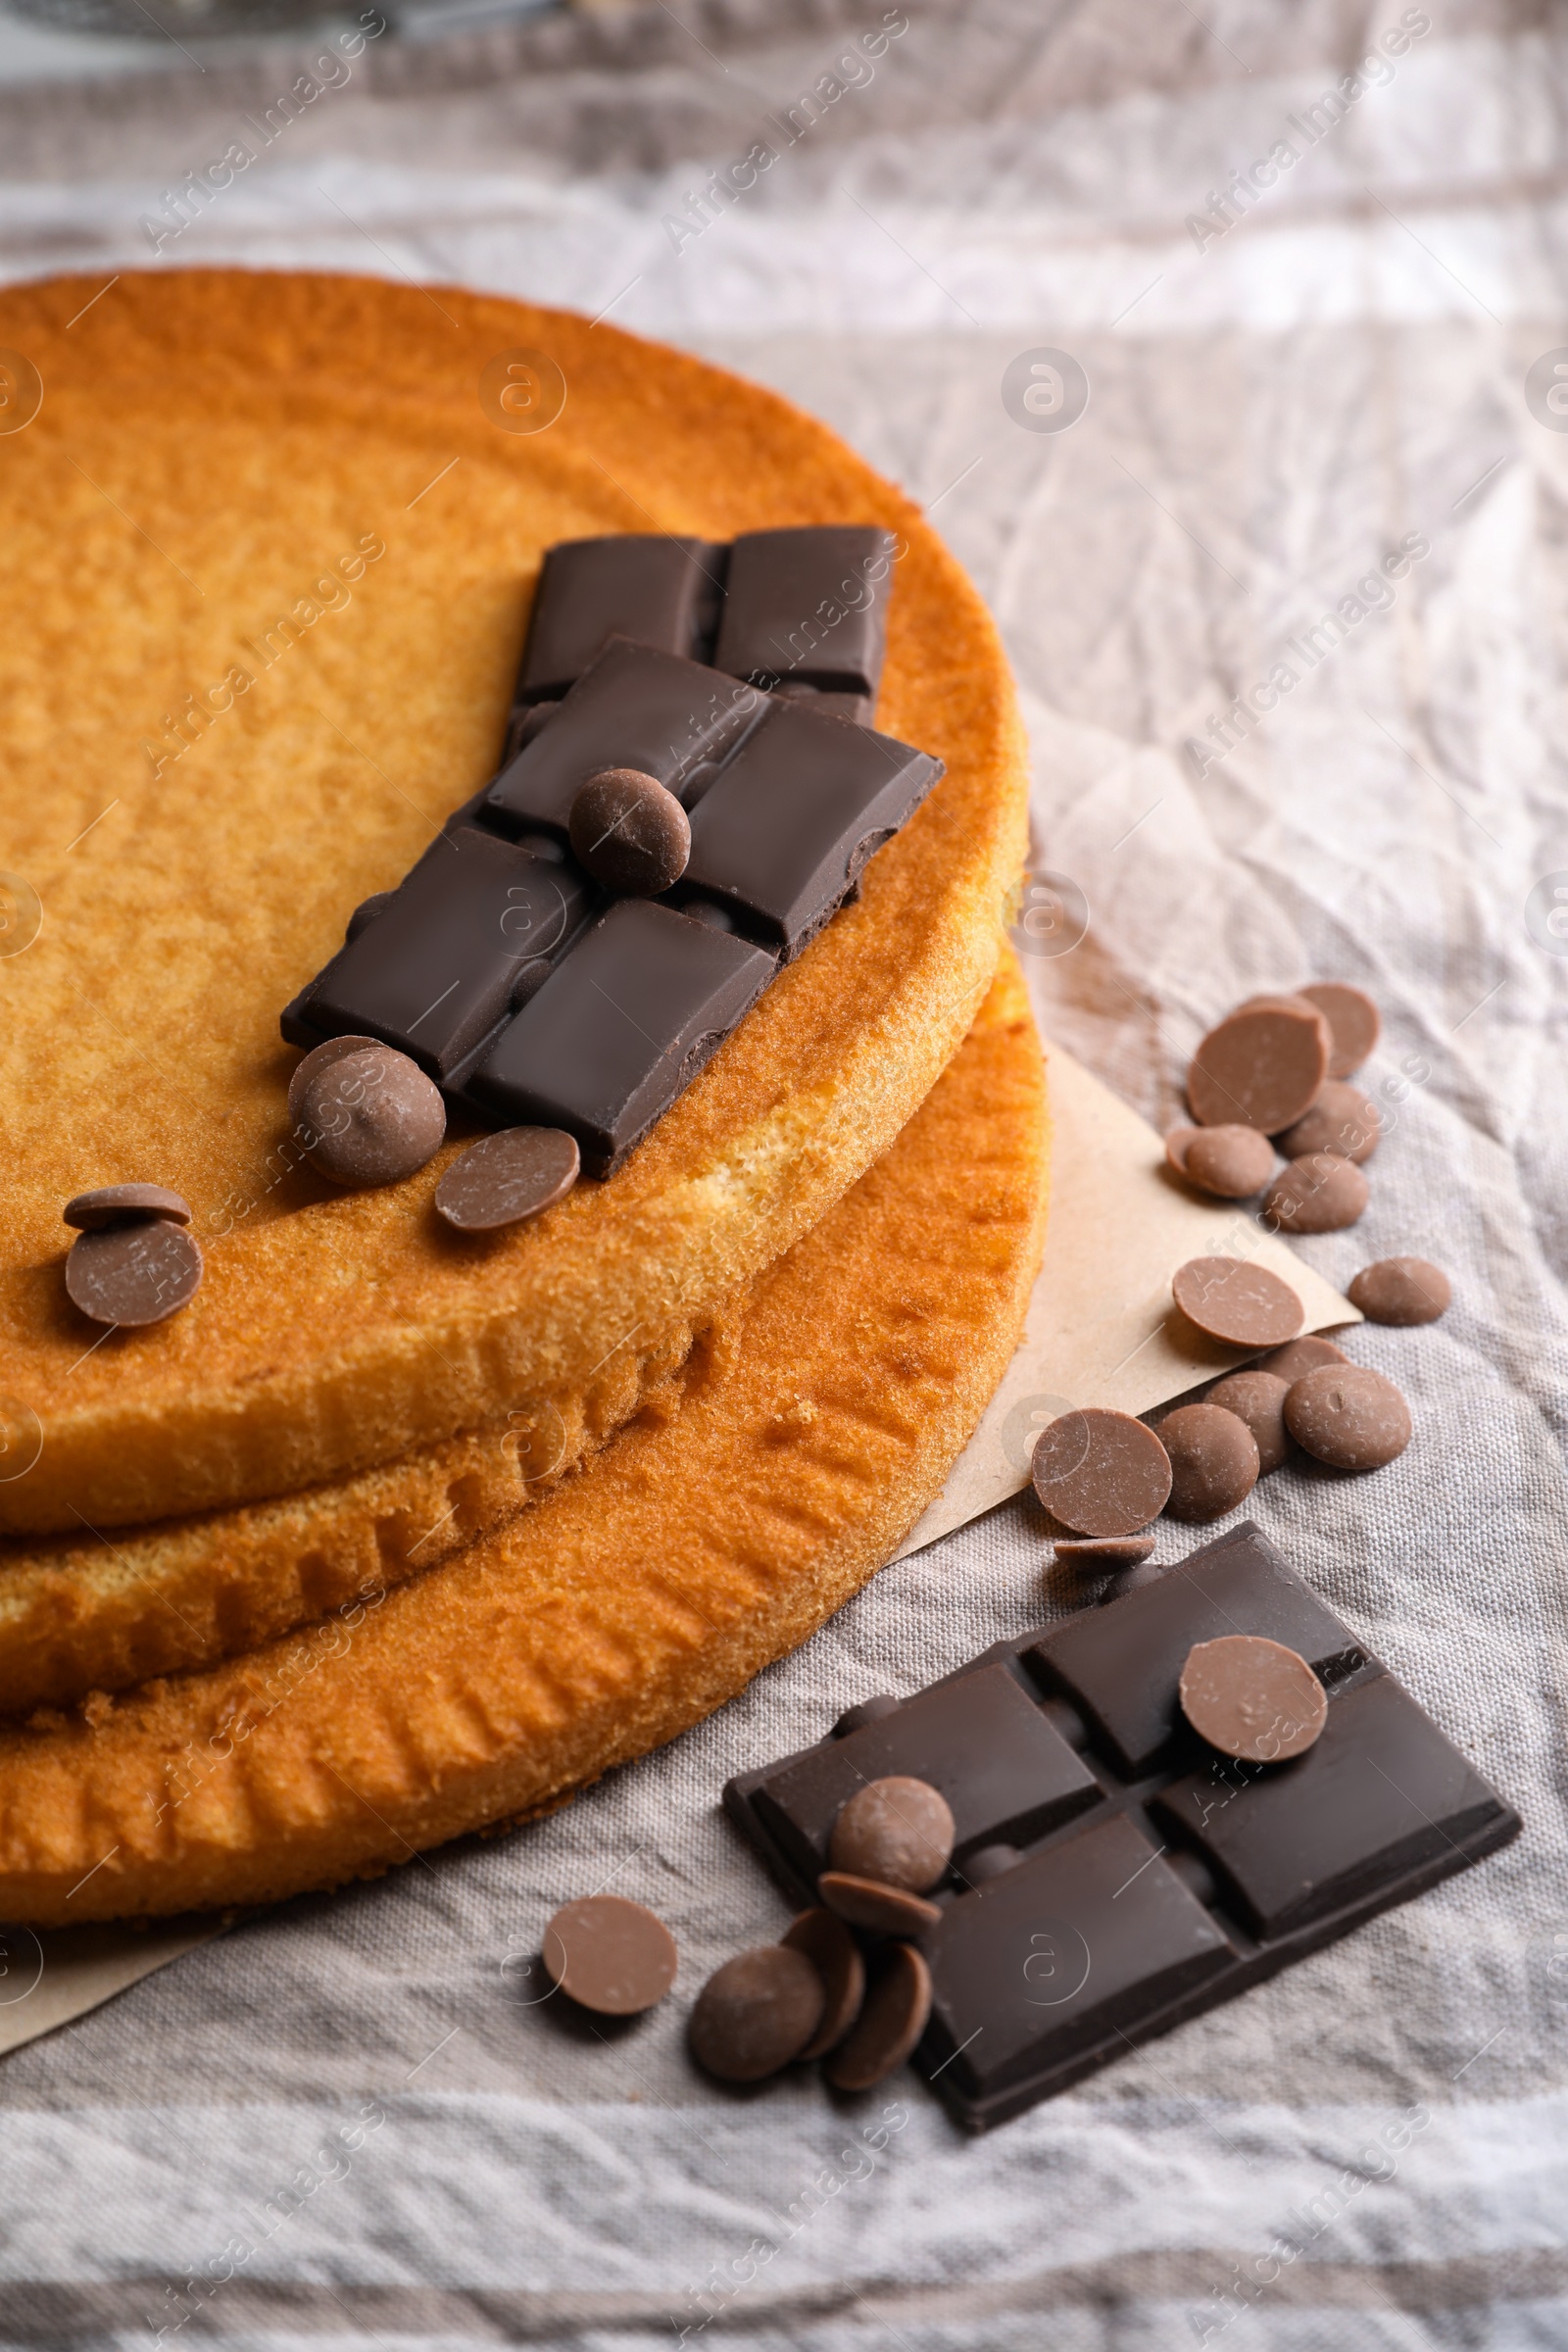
1171 1257 1303 1349
1275 1081 1381 1164
1348 1257 1451 1326
1257 1334 1347 1381
1179 1634 1328 1762
65 1221 203 1328
297 1045 447 1188
1284 1363 1411 1470
1188 998 1329 1132
1298 982 1380 1078
434 1127 580 1233
63 1183 191 1231
1166 1123 1276 1200
1030 1407 1173 1537
1158 1403 1259 1521
287 1033 381 1129
824 1942 932 2091
1054 1535 1156 1567
1206 1370 1293 1473
1263 1152 1370 1235
817 1873 943 1936
781 1909 865 2059
540 1894 677 2016
688 1945 825 2082
828 1777 954 1893
568 766 691 896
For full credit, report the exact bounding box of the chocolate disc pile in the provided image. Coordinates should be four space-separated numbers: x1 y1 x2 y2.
1168 982 1385 1232
688 1771 950 2090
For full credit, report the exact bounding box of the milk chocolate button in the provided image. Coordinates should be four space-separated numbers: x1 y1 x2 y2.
824 1942 932 2091
782 1909 865 2059
1276 1081 1381 1164
65 1221 203 1327
1348 1256 1450 1326
1030 1407 1172 1537
1171 1257 1303 1348
287 1033 381 1128
1263 1151 1369 1234
828 1777 954 1893
541 1894 677 2016
1207 1370 1292 1474
1158 1403 1259 1520
568 766 691 896
1298 982 1380 1078
1166 1123 1276 1199
1179 1634 1328 1762
63 1183 191 1231
297 1045 447 1188
1285 1363 1412 1470
1258 1334 1347 1381
817 1873 942 1936
434 1127 579 1232
688 1945 825 2082
1188 998 1329 1132
1054 1535 1155 1567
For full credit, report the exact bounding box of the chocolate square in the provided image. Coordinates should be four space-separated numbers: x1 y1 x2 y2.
678 699 941 956
468 899 775 1175
514 535 727 704
485 640 764 845
751 1662 1100 1888
1026 1526 1366 1777
923 1818 1235 2096
712 526 897 694
1152 1677 1511 1937
298 826 590 1080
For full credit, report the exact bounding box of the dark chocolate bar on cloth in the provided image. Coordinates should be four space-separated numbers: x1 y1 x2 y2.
723 1523 1520 2132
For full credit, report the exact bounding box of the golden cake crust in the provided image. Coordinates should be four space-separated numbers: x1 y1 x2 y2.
0 957 1048 1926
0 270 1027 1536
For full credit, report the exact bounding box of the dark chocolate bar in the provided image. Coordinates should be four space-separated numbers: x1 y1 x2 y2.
724 1523 1520 2132
676 699 940 957
468 899 775 1177
285 528 938 1178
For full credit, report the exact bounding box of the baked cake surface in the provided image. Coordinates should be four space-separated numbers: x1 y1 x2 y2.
0 270 1027 1534
0 956 1049 1926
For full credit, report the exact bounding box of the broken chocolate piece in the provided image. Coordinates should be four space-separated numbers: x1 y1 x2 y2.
486 640 763 845
468 900 775 1177
513 535 726 705
677 698 941 957
297 826 590 1080
712 526 896 695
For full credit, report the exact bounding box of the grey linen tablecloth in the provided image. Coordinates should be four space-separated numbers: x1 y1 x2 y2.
0 0 1565 2340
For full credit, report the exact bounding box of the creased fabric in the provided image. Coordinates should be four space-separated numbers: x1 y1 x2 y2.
0 1 1565 2343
